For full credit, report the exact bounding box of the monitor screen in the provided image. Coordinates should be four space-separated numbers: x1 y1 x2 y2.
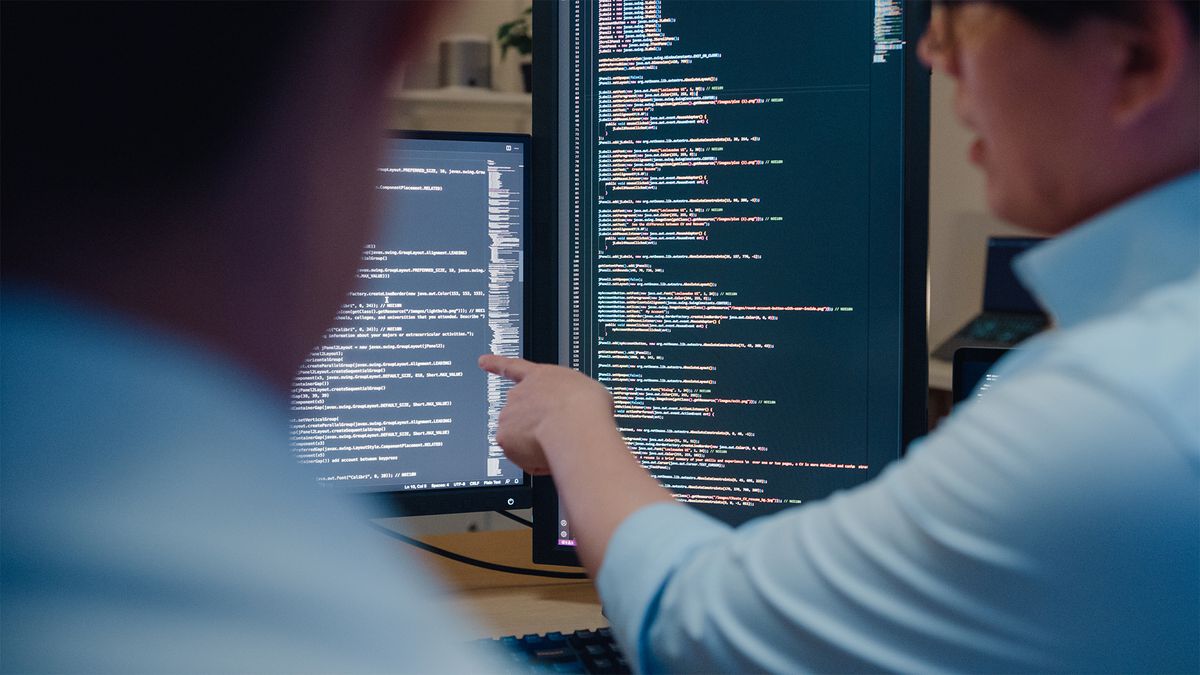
952 347 1011 405
289 131 531 516
532 0 929 563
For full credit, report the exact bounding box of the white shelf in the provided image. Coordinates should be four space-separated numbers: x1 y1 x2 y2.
389 87 532 133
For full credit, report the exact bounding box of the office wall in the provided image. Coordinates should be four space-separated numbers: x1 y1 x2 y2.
395 0 530 94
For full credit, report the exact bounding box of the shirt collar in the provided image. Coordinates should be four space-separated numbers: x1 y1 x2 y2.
1014 170 1200 329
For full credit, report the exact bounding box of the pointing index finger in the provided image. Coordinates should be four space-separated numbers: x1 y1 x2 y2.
478 354 536 382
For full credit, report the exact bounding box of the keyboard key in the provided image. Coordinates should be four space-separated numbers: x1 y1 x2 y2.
492 627 630 674
522 633 546 647
533 647 575 663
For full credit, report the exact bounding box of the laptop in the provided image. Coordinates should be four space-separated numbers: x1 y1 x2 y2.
932 237 1048 362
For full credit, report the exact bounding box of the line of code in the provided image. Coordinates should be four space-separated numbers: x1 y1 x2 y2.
564 0 905 533
291 139 525 492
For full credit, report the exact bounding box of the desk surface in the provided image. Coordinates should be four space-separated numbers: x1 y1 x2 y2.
401 529 608 638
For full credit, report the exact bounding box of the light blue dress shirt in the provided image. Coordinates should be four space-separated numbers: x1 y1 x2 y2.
597 171 1200 673
1 290 495 673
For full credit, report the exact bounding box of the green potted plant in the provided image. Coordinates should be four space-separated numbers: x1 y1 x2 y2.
497 6 532 92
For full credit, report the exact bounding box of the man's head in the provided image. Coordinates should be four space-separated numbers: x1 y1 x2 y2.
1 2 430 389
919 0 1200 233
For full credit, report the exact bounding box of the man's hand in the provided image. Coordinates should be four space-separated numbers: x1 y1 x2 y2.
478 355 615 475
479 353 674 575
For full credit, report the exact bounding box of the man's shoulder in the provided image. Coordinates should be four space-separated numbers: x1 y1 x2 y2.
1056 268 1199 372
1005 271 1200 456
2 283 289 482
1 288 493 673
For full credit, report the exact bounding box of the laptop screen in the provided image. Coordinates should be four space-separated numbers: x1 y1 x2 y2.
952 347 1011 405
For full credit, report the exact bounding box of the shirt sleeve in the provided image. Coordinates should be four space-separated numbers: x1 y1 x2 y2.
596 501 732 671
595 364 1199 673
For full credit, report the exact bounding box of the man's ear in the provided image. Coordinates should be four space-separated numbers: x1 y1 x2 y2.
1110 0 1194 127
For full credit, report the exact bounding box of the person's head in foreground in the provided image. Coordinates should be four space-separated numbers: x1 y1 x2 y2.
2 2 426 386
2 3 502 672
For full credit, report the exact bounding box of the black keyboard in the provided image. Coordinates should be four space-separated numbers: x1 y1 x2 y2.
483 627 632 674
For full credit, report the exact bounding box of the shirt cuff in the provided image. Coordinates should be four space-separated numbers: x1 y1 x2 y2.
595 502 730 672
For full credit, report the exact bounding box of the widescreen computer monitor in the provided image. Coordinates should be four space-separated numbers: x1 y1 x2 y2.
289 131 534 516
532 0 930 564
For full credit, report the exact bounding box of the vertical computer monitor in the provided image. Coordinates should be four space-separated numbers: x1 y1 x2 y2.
289 131 533 516
532 0 929 564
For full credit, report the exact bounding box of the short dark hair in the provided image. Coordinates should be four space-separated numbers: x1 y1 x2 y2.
1 2 324 275
963 1 1199 36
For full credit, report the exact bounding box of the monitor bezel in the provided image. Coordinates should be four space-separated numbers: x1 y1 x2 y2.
346 129 534 517
531 0 930 565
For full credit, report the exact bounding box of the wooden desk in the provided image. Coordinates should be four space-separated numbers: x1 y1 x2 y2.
402 529 608 638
